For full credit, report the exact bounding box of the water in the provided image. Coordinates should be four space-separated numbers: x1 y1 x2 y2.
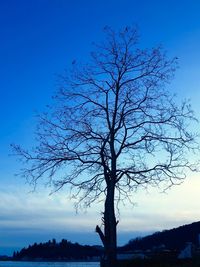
0 262 100 267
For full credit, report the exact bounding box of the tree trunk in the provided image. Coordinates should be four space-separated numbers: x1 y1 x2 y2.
103 182 117 267
96 181 117 267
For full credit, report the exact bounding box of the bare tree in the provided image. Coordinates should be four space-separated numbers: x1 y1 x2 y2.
13 27 199 267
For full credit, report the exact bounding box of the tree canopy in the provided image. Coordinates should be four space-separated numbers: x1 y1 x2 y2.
14 27 198 204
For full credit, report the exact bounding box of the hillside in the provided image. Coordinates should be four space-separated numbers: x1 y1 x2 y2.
122 221 200 251
12 221 200 260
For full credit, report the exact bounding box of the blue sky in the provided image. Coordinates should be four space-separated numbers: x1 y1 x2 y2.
1 0 200 256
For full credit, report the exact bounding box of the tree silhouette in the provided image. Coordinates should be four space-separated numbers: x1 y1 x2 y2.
12 239 102 260
13 27 198 267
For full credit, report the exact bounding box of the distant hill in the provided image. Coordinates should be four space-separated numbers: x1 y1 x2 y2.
122 221 200 251
13 239 103 261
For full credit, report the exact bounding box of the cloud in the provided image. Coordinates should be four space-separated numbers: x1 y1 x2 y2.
118 174 200 232
0 186 102 255
0 173 200 255
0 186 101 231
1 174 200 234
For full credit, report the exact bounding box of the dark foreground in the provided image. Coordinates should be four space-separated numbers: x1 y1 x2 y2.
107 259 200 267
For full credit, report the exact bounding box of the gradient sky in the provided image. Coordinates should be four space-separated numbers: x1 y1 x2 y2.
1 0 200 256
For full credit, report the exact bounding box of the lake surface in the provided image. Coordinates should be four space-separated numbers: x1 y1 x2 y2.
0 262 100 267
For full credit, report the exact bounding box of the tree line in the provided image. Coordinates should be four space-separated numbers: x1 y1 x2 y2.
13 238 103 261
